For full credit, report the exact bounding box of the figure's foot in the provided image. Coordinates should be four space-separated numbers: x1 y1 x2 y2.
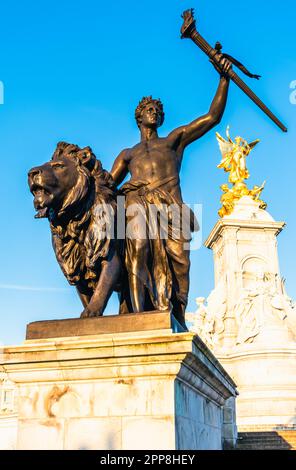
80 307 102 318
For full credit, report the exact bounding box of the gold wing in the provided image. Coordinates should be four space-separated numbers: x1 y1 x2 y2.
249 139 260 150
226 125 234 143
216 131 233 158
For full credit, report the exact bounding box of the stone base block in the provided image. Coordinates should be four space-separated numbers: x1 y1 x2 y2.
0 416 18 450
218 344 296 431
1 330 237 450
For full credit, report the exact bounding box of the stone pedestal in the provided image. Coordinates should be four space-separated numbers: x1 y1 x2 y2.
0 327 237 450
219 344 296 430
188 196 296 431
0 415 18 450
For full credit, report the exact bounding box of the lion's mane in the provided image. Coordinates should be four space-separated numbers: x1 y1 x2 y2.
50 142 116 288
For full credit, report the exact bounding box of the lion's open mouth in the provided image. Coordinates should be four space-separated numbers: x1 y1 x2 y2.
31 185 49 198
30 184 51 218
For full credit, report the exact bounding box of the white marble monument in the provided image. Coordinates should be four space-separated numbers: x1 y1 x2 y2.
0 326 237 450
187 129 296 431
0 375 18 450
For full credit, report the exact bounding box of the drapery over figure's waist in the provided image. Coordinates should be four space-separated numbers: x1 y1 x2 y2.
119 176 199 234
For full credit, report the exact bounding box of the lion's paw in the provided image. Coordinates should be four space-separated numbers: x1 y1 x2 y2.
80 307 102 319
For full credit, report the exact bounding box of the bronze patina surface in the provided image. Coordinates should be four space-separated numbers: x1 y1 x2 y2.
26 311 180 340
181 8 287 133
28 142 122 319
110 65 231 329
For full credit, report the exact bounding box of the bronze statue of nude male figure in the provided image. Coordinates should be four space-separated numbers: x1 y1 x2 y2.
110 56 231 329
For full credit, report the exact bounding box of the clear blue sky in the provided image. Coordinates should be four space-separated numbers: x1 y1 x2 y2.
0 0 295 345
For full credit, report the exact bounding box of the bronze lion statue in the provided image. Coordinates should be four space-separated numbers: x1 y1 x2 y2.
28 142 122 318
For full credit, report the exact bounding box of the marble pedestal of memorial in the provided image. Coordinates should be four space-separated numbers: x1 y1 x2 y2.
0 313 237 450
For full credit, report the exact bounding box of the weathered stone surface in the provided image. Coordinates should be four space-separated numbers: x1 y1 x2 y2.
0 416 17 450
0 330 237 450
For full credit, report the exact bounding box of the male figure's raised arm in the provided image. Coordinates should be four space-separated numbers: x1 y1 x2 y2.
110 149 130 186
168 58 231 153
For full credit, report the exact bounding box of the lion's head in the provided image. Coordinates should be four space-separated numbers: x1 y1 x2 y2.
28 142 100 220
28 142 116 288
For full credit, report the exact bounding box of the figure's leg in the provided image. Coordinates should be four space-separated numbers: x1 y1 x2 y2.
128 238 149 313
165 239 190 329
125 195 151 313
117 266 133 314
80 250 121 318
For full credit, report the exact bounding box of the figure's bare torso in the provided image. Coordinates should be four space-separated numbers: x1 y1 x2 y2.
127 137 183 202
110 74 230 205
